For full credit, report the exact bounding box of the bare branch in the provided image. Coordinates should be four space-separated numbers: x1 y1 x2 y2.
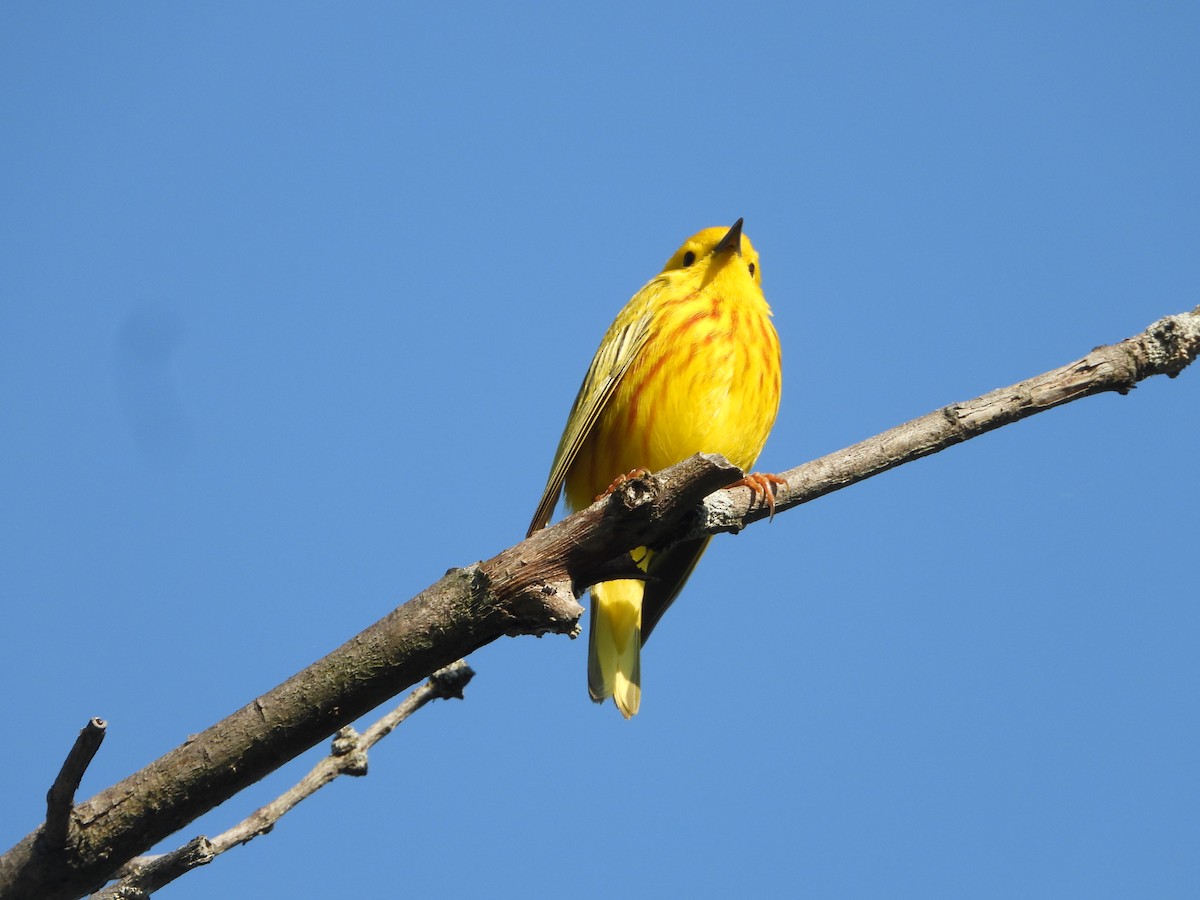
2 307 1196 900
704 306 1200 531
91 662 474 898
44 719 107 850
207 660 474 854
91 838 214 900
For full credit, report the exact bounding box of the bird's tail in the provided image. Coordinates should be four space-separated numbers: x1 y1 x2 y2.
587 576 644 718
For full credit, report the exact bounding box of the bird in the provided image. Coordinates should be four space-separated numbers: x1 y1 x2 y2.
528 219 783 718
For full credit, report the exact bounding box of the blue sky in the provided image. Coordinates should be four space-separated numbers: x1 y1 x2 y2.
2 3 1198 897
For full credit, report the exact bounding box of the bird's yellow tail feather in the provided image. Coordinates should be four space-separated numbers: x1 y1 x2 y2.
587 578 643 719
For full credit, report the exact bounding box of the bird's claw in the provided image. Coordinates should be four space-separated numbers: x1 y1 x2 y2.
732 472 787 520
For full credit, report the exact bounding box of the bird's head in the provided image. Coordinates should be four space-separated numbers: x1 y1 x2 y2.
661 218 762 289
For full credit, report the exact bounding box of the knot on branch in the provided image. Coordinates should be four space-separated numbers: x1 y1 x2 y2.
503 581 584 638
329 726 371 778
429 660 475 699
331 726 359 756
444 562 582 639
329 727 368 773
606 470 657 516
1142 308 1200 378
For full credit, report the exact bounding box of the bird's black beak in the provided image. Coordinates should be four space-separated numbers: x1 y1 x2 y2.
713 218 745 257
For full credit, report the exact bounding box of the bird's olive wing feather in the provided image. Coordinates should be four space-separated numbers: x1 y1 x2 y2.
527 307 656 536
641 536 712 643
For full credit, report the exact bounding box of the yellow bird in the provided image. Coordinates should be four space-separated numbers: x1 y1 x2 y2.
528 219 782 718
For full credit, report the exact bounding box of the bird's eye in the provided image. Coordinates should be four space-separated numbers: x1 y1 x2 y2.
682 251 696 267
748 262 756 277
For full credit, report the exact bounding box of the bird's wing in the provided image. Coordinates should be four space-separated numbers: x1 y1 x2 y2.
641 537 711 643
527 304 656 536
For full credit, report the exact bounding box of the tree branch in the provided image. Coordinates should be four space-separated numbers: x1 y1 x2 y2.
91 662 473 899
1 306 1196 900
705 305 1200 530
44 719 107 851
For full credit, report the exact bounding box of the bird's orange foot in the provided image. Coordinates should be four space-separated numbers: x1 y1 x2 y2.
595 467 651 501
732 472 788 521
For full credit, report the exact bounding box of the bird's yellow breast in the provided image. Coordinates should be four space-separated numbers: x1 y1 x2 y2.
565 263 781 510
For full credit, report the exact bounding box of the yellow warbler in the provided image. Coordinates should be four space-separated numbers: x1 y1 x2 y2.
528 219 782 718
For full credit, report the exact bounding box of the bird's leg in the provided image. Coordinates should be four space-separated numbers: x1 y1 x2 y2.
594 467 652 501
731 472 788 521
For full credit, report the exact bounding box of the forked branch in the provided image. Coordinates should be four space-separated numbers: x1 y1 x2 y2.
91 663 473 899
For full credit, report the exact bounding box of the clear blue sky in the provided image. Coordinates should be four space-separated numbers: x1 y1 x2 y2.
3 3 1198 897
